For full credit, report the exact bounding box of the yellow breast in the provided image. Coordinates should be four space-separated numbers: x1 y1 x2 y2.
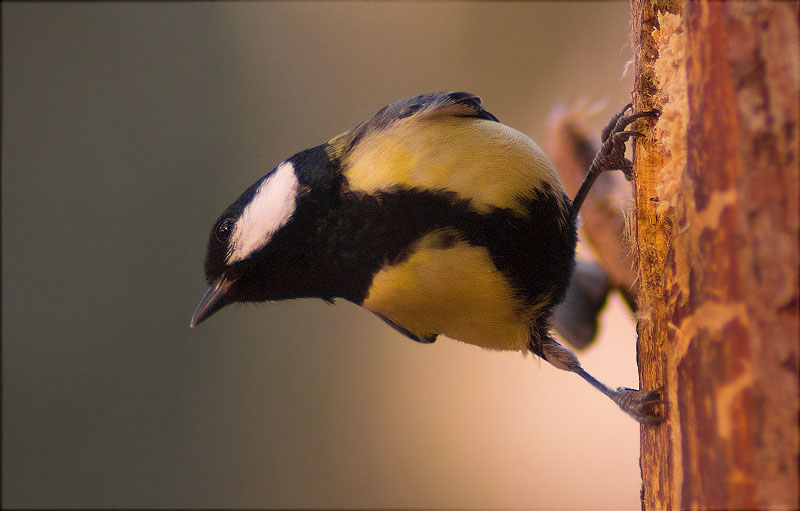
341 116 561 215
362 230 534 351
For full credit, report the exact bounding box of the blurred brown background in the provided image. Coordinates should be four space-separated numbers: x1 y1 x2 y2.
3 3 641 509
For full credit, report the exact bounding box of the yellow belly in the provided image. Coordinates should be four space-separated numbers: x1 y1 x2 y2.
361 230 532 351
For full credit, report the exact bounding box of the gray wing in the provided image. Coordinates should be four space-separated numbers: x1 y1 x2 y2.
338 92 499 154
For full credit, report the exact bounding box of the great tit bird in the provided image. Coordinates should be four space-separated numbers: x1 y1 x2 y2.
190 92 660 423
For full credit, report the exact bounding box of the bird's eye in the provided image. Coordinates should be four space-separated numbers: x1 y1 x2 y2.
215 218 235 243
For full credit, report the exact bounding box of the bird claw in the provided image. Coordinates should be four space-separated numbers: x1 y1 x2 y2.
592 105 660 181
612 387 665 425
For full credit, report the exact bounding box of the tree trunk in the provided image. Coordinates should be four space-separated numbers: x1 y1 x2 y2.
630 1 799 510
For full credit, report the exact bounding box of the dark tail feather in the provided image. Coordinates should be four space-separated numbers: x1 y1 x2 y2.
551 260 612 349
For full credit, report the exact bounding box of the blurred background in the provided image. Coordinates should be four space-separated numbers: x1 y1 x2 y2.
3 3 641 509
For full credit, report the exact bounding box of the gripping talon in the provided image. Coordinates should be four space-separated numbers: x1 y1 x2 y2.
572 364 665 425
614 130 646 140
612 387 665 425
601 103 634 142
617 109 660 128
570 105 659 224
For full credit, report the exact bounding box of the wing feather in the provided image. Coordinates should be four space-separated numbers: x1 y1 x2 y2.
328 92 498 157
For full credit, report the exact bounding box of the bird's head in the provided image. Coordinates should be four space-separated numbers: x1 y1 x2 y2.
190 147 343 327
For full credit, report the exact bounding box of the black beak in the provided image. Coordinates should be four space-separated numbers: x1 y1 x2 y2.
190 276 234 328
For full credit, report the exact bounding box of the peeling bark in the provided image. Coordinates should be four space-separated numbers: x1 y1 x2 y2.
631 1 799 509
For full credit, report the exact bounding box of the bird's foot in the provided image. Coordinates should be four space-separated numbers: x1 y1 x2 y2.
611 386 664 425
592 104 660 180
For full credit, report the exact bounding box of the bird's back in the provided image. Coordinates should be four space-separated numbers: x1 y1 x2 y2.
332 94 566 217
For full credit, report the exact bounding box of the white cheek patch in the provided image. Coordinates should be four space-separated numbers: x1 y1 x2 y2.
226 162 300 264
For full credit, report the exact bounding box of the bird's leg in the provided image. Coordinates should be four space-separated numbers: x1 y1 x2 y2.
570 104 659 219
537 335 664 425
554 104 662 424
